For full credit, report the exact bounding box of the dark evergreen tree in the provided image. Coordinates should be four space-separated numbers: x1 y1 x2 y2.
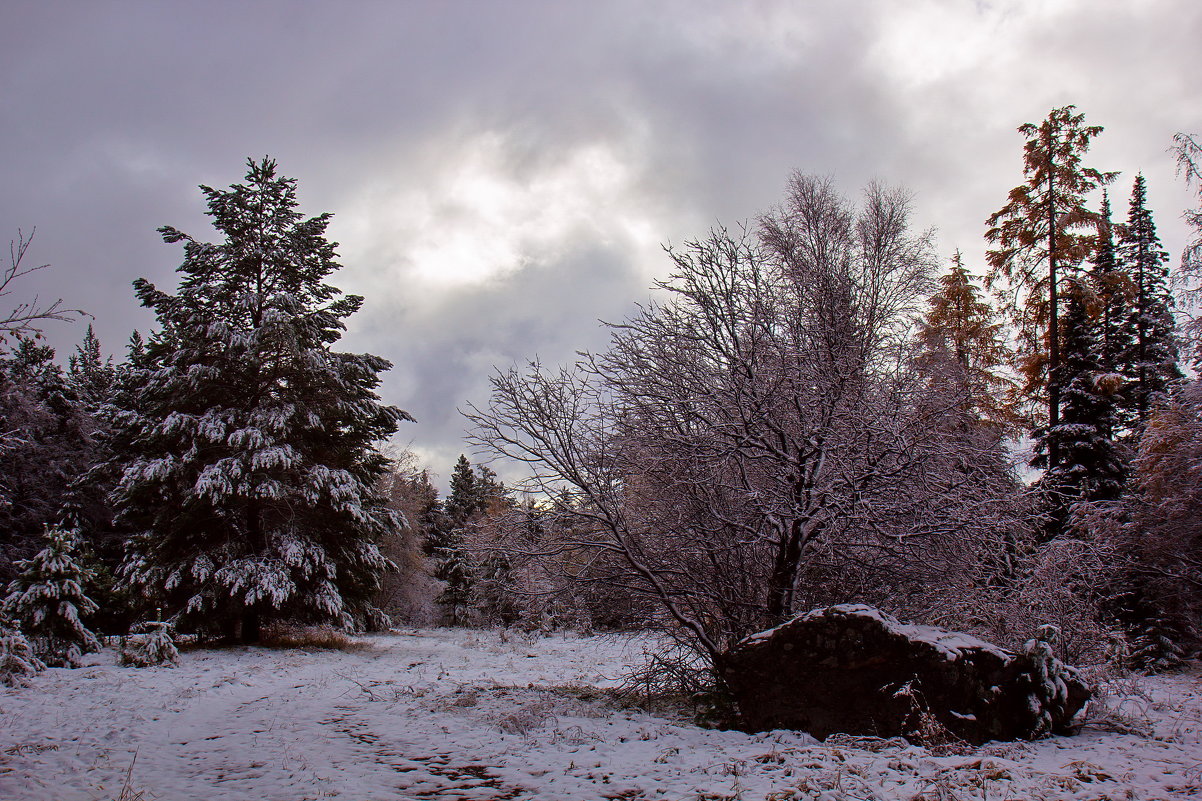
111 157 412 642
430 455 480 625
435 546 476 626
1036 282 1125 539
2 524 100 667
427 456 512 625
1117 582 1189 673
74 330 156 636
444 455 481 524
472 462 507 515
58 325 131 631
1118 174 1182 429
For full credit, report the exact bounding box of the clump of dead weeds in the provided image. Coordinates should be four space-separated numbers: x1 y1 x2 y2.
259 622 369 651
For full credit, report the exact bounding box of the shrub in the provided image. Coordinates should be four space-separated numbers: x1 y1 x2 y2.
117 621 178 667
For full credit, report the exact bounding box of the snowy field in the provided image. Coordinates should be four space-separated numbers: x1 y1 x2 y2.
1 629 1200 801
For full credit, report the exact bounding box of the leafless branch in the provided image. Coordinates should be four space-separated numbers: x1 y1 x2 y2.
0 229 87 345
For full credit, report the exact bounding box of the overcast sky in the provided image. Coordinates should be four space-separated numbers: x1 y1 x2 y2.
3 0 1200 489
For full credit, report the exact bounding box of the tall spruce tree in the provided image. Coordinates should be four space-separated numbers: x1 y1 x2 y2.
427 455 511 625
112 158 412 642
444 455 481 525
1088 192 1136 409
1118 174 1181 429
985 106 1117 469
63 326 126 621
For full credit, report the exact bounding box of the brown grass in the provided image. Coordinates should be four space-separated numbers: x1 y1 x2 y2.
259 622 365 651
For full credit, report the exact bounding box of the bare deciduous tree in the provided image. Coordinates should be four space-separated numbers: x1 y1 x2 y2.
468 175 1020 666
1113 380 1202 614
1172 132 1202 366
374 449 442 625
0 230 85 346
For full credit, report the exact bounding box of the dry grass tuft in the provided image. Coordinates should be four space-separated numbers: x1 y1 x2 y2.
114 752 146 801
260 623 365 651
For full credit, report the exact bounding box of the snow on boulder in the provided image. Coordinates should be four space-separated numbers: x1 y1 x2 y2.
718 604 1090 745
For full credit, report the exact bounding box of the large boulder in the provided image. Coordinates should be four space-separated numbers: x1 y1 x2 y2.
719 604 1090 744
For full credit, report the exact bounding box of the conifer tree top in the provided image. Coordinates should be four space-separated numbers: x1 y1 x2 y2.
137 157 365 342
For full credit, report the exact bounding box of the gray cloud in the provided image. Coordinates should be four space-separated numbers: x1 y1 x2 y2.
3 0 1200 490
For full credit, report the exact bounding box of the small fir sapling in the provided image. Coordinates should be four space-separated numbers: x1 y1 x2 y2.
1022 624 1076 738
1128 618 1187 673
118 612 179 668
2 525 101 667
0 618 44 686
1122 588 1188 673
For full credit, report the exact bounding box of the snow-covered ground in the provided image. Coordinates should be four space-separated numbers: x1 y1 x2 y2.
1 628 1200 800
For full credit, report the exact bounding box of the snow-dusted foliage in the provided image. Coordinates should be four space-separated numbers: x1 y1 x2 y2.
1019 624 1082 739
1174 132 1202 367
0 618 44 686
2 525 100 667
1096 378 1202 667
117 621 178 668
0 338 100 584
110 158 411 641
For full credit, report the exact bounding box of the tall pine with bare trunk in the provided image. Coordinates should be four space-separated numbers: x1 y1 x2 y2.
985 106 1116 471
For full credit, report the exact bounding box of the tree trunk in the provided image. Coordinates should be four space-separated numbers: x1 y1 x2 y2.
1047 163 1060 470
241 499 266 644
241 607 261 645
767 519 804 622
1137 239 1148 425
